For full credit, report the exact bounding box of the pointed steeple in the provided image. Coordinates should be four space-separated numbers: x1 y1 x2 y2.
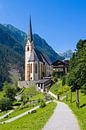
29 16 33 42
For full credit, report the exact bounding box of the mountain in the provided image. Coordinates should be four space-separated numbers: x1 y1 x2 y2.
4 24 27 47
0 44 24 87
0 24 63 87
33 34 63 63
0 24 24 55
59 50 73 59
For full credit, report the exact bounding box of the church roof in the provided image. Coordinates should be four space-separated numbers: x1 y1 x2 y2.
28 48 51 65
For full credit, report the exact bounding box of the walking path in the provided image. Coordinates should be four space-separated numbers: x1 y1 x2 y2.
48 91 66 100
42 101 80 130
0 110 14 120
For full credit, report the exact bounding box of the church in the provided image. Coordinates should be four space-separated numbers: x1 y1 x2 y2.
25 17 52 81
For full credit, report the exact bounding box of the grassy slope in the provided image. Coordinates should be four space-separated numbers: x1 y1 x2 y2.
0 87 45 119
0 102 57 130
0 103 39 122
50 80 69 95
22 86 39 96
0 87 45 121
63 92 86 130
29 93 45 101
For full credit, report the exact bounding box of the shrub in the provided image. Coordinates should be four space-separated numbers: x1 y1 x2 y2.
3 82 16 101
40 100 46 108
0 97 12 111
13 101 21 106
62 76 66 86
53 77 58 83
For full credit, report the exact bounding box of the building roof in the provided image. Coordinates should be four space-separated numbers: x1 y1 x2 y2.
52 60 66 66
35 78 50 84
28 48 51 65
28 16 33 42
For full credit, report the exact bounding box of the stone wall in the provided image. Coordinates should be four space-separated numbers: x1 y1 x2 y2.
18 81 36 88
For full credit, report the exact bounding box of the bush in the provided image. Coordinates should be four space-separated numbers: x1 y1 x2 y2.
13 101 21 106
39 100 46 108
3 82 16 101
53 77 58 83
62 76 66 86
0 97 12 111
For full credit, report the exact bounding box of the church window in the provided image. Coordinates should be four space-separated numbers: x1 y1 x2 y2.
30 64 32 73
35 63 37 73
27 47 29 51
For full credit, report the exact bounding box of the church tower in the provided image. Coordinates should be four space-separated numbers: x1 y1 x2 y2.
25 16 51 81
25 16 35 81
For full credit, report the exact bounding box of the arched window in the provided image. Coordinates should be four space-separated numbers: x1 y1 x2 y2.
30 64 32 73
27 47 29 51
35 63 37 73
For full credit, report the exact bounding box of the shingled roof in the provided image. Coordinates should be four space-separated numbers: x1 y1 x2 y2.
28 48 51 65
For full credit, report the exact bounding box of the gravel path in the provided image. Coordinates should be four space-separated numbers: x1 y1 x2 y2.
42 101 80 130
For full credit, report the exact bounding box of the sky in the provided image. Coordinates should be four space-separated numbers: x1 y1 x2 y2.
0 0 86 52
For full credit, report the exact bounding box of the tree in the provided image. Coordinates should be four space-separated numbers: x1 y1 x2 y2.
67 39 86 107
0 97 12 111
62 76 66 86
3 82 16 101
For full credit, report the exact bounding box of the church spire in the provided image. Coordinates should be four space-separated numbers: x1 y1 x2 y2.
29 16 33 42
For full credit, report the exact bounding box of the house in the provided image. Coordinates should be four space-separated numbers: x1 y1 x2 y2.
52 60 68 78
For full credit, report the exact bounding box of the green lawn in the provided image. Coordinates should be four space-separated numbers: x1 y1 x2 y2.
50 82 60 94
29 93 45 101
0 102 39 122
63 91 86 130
0 110 10 117
22 86 39 96
0 87 45 121
50 80 69 95
0 102 57 130
0 92 47 122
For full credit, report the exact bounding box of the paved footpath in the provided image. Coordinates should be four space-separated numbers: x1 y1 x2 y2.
42 101 80 130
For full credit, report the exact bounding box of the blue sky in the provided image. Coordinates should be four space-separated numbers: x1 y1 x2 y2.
0 0 86 52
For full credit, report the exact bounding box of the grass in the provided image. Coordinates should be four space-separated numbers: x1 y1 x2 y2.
0 91 4 98
0 87 44 120
17 88 25 95
22 86 39 96
0 102 39 122
29 93 45 101
50 80 69 95
63 91 86 130
0 110 10 117
0 92 47 122
0 102 57 130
